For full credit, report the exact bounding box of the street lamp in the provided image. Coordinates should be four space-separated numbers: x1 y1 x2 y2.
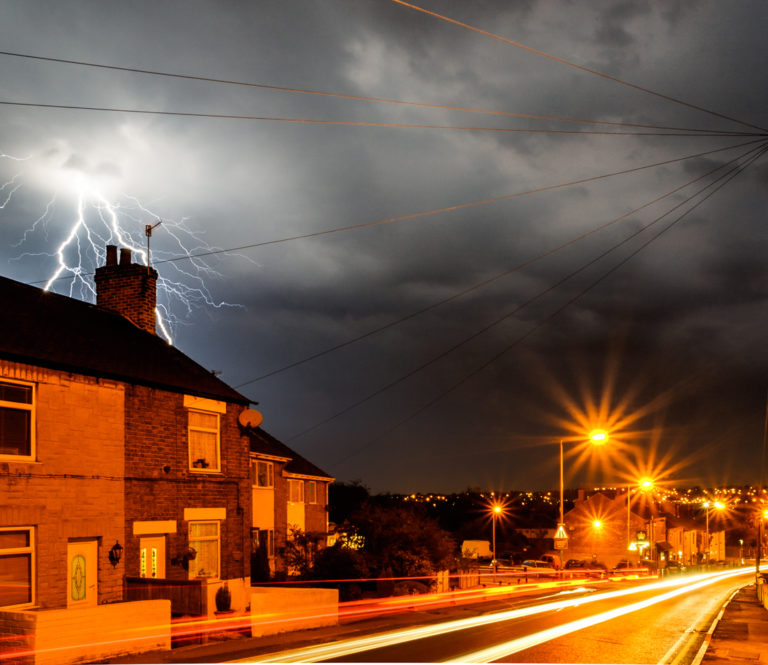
491 503 503 574
559 430 609 529
628 478 654 554
703 500 725 565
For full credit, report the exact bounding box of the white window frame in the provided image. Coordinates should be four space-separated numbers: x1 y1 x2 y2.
187 409 221 473
0 526 35 608
251 460 274 488
288 479 304 503
0 378 35 461
188 520 220 579
307 481 317 504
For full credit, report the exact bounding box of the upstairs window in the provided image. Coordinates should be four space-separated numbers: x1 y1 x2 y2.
188 410 220 472
307 481 317 504
288 479 304 503
0 380 34 460
251 460 274 488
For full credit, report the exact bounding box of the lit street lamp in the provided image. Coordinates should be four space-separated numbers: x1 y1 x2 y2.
490 502 504 578
628 478 654 554
559 429 608 528
703 500 725 565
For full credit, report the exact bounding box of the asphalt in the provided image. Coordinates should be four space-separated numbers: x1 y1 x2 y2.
105 579 768 664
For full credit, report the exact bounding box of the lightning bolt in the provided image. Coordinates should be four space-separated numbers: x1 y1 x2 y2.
1 144 243 345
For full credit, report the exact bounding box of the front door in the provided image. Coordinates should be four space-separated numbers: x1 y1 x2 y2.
139 536 166 579
67 540 98 607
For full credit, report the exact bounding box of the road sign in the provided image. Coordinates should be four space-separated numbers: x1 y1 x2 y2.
554 538 568 550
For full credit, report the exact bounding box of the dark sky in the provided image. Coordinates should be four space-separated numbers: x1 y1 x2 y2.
1 1 767 493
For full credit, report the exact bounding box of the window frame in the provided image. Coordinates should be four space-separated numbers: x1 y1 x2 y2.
307 480 317 504
188 520 220 580
0 526 35 608
187 408 221 473
0 378 35 461
288 479 304 503
251 460 274 488
252 527 275 558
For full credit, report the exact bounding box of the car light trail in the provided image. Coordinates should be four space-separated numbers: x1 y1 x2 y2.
246 568 752 663
450 567 751 662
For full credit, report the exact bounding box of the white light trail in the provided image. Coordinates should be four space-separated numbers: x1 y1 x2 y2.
450 568 749 662
1 145 244 344
243 568 752 663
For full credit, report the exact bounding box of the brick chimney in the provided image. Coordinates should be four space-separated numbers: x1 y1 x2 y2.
94 245 158 334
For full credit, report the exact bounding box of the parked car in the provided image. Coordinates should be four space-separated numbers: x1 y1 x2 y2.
521 560 558 577
564 558 587 569
664 561 687 574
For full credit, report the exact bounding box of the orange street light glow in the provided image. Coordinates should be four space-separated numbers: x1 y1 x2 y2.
589 429 608 443
593 520 602 529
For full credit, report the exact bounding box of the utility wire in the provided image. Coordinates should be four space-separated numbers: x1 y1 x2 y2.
234 139 763 388
0 50 751 136
0 100 756 137
31 139 765 288
330 141 768 465
390 0 768 134
284 141 768 444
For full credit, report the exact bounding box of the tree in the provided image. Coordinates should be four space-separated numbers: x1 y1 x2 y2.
350 503 455 579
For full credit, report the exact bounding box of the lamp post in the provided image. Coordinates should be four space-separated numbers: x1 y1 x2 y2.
703 500 725 566
492 503 502 572
559 430 607 529
630 478 654 556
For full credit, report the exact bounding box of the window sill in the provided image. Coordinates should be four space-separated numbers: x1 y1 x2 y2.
188 468 222 475
0 456 39 464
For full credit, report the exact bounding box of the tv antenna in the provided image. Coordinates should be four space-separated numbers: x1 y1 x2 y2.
145 220 162 267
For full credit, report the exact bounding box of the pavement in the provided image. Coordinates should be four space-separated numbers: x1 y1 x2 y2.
701 581 768 665
105 579 768 664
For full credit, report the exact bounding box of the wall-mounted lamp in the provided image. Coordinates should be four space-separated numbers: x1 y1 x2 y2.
108 540 123 567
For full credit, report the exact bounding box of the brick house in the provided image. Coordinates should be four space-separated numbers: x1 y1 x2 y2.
0 245 253 616
248 427 333 576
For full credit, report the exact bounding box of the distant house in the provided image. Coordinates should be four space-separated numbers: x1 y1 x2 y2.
563 491 647 568
247 427 333 576
0 245 253 617
564 489 721 569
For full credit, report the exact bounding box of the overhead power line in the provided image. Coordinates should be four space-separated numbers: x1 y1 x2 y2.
284 141 767 444
31 139 764 289
0 50 750 136
0 100 756 137
234 139 761 389
329 141 768 465
390 0 768 134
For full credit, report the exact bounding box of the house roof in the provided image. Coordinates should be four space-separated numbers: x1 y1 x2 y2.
0 274 249 404
248 427 333 480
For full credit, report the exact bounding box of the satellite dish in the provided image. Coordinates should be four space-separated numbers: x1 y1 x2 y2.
238 408 263 428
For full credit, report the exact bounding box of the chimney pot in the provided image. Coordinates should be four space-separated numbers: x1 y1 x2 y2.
105 245 118 266
119 248 132 265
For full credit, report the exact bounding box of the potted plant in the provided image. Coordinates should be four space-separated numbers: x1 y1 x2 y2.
215 582 232 613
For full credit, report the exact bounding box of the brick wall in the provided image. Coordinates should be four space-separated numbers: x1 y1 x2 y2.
0 360 125 609
93 259 157 335
123 385 252 588
0 599 170 665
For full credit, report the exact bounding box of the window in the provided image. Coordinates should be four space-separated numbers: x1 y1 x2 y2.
307 481 317 504
0 527 34 607
188 521 219 579
251 460 274 488
251 528 274 557
0 380 34 459
288 479 304 503
188 410 220 472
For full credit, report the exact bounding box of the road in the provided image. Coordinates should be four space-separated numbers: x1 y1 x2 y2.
240 567 752 664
